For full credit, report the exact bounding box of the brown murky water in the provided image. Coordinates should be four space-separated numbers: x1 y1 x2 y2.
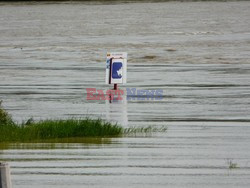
0 1 250 187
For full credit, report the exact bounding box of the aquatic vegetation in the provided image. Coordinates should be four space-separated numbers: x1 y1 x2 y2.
0 101 14 126
0 102 166 143
227 159 238 169
124 125 167 135
0 102 122 142
0 118 123 142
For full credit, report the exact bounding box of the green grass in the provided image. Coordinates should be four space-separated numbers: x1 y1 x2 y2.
0 101 122 142
123 125 167 136
0 119 123 142
0 101 14 127
0 101 166 143
227 159 238 169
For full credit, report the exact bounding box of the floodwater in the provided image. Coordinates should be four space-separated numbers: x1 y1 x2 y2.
0 1 250 187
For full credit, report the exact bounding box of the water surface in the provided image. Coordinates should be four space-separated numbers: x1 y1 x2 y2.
0 1 250 187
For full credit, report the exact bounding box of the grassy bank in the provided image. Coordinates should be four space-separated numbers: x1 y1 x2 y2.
0 119 123 142
0 101 122 142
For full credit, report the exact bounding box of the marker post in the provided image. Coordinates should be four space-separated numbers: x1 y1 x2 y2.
114 84 118 90
0 162 12 188
105 52 127 91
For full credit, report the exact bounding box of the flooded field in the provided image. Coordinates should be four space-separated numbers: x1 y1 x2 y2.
0 1 250 187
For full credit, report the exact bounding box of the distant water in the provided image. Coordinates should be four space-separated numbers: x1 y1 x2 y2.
0 1 250 188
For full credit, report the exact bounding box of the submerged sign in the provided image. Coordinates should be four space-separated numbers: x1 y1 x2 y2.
112 61 123 79
105 52 127 84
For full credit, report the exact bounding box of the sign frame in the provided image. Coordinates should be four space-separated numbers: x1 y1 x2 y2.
106 52 127 85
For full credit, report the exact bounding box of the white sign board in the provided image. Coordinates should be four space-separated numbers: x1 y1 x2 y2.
105 52 127 84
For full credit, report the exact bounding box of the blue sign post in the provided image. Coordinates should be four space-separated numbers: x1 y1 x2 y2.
106 52 127 90
112 62 123 79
